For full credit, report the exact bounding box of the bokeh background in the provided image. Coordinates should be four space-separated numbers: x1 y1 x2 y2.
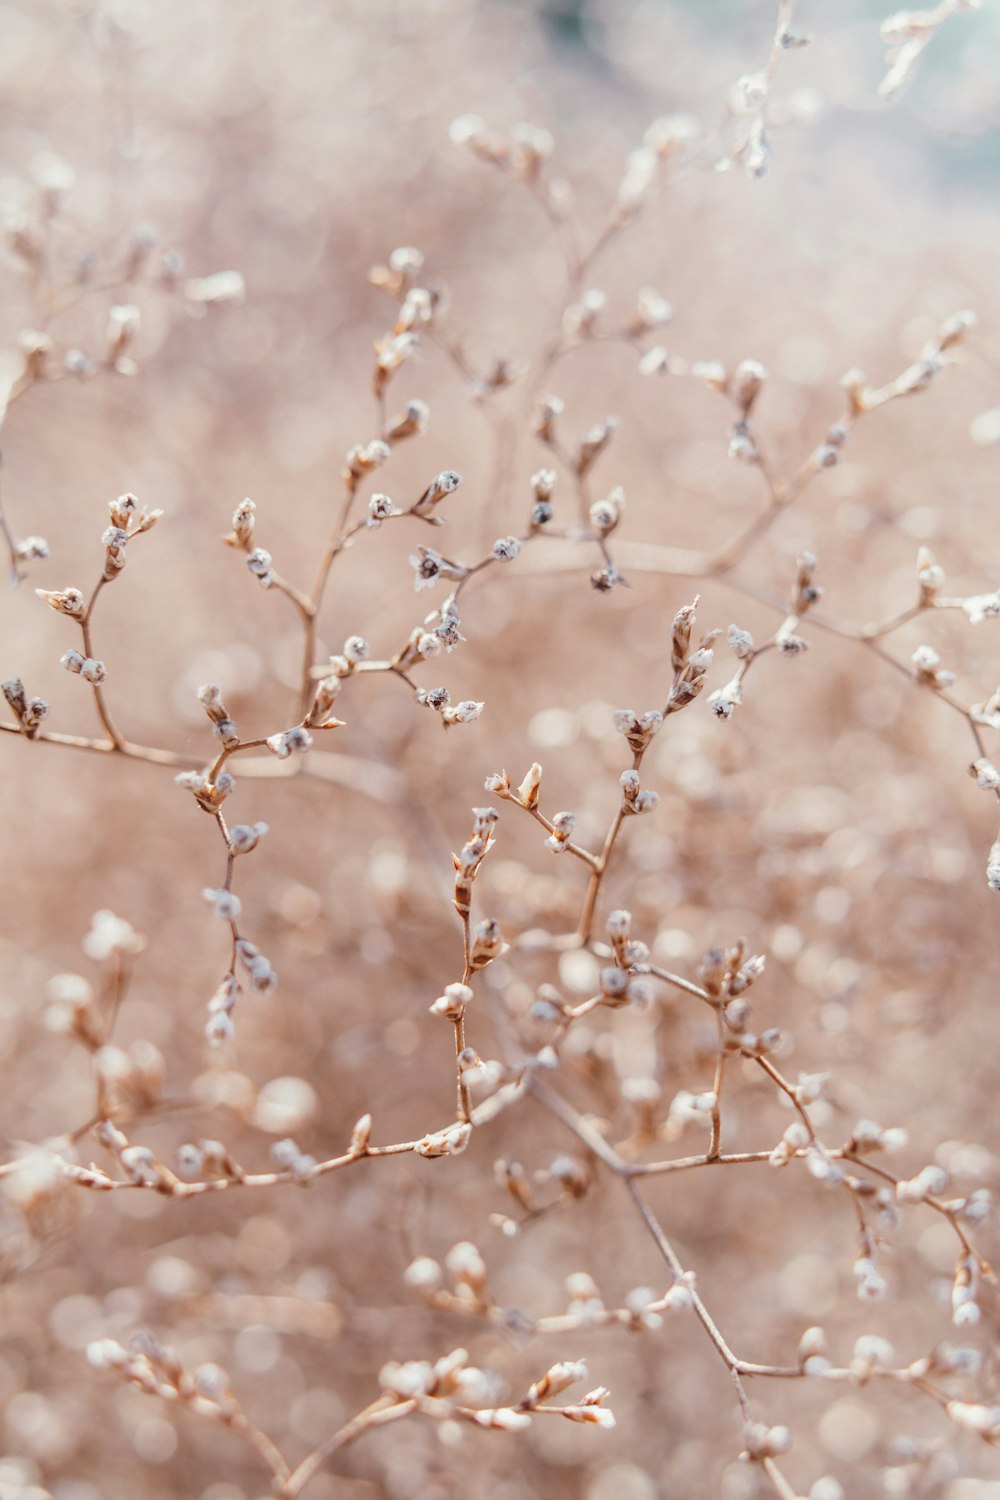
2 1 1000 1497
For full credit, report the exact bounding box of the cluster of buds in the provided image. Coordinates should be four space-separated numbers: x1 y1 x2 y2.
369 244 425 299
245 546 274 588
708 673 743 719
547 1155 591 1199
96 1120 179 1193
589 485 624 538
60 649 107 684
491 535 521 561
671 596 699 672
2 677 49 738
444 1240 491 1303
671 649 715 708
100 492 161 579
385 398 430 445
613 707 663 753
35 585 85 619
414 596 465 656
729 358 767 418
414 1121 472 1157
741 1421 793 1462
565 1270 604 1322
768 1120 815 1170
430 982 473 1021
266 724 313 759
394 286 435 334
469 915 506 970
202 886 241 921
845 311 977 417
223 497 256 551
14 534 49 567
606 909 650 968
380 1345 497 1406
812 419 850 470
596 962 646 1008
946 1400 1000 1440
699 941 769 1044
177 1137 244 1183
895 1163 949 1205
235 938 277 994
617 114 699 209
620 1282 695 1331
450 116 555 186
563 288 606 340
912 644 955 689
533 394 564 447
205 973 239 1045
105 303 140 374
637 344 686 378
512 768 542 816
325 636 370 675
344 438 390 485
907 309 977 391
175 766 235 812
374 329 421 397
416 688 483 728
629 284 674 336
790 550 823 616
491 1156 539 1220
578 415 619 477
270 1136 317 1185
853 1224 888 1302
529 467 556 527
452 806 497 925
727 624 754 659
620 769 658 815
45 972 101 1047
411 469 462 521
88 1332 240 1420
797 1325 831 1375
972 686 1000 731
441 698 484 729
667 598 714 712
728 418 760 464
842 1118 909 1157
304 674 346 731
951 1187 993 1226
545 811 576 854
82 909 145 962
951 1252 982 1328
667 1088 719 1136
197 683 239 748
486 762 541 810
960 590 1000 624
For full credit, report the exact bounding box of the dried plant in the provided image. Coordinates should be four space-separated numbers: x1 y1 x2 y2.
1 4 999 1499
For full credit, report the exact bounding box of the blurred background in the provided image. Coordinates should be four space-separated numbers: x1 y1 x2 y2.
2 1 1000 1497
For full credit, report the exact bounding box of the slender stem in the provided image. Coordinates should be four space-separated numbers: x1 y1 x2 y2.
279 1397 414 1498
576 805 626 943
81 574 126 749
